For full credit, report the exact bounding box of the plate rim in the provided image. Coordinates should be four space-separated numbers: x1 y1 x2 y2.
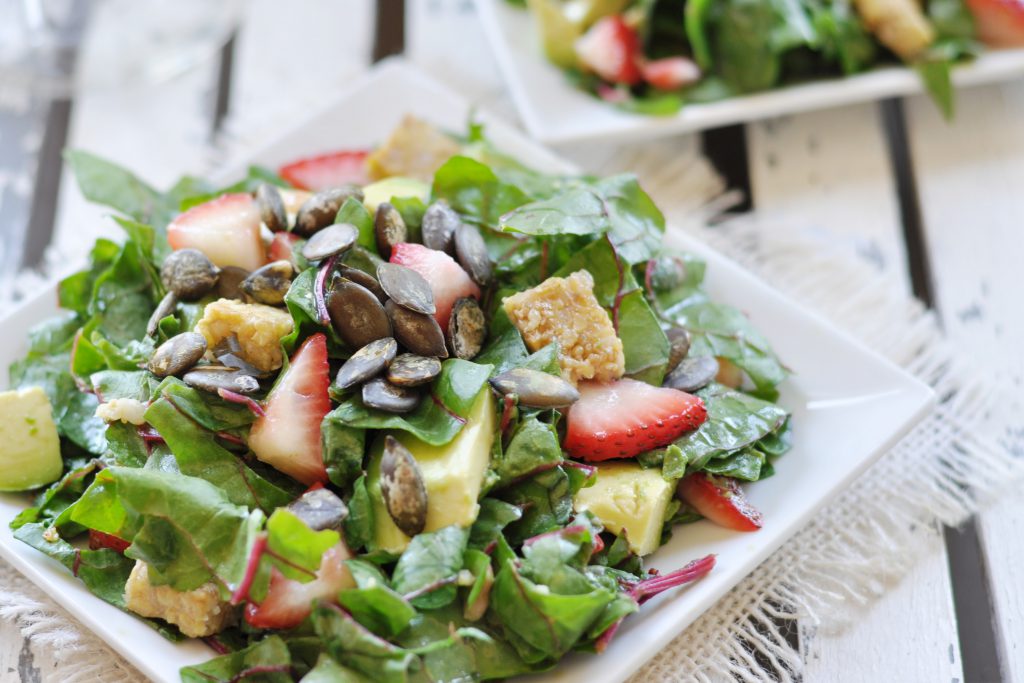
0 59 936 683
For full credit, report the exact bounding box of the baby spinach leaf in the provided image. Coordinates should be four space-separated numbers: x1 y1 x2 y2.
91 370 157 402
432 156 530 227
103 422 148 468
702 447 765 481
674 301 787 398
180 635 293 683
335 197 376 251
338 582 417 638
11 459 101 530
490 416 562 489
331 359 492 446
392 525 469 609
312 603 417 683
469 498 523 550
70 467 264 594
676 384 788 471
152 377 257 431
301 654 372 683
144 398 293 513
501 175 665 264
344 475 375 553
64 150 161 223
499 467 574 545
58 239 120 316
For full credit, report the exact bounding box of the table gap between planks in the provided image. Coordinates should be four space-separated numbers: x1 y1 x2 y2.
1 1 1021 681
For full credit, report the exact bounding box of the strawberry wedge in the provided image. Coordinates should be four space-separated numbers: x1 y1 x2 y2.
564 378 706 461
167 193 267 271
574 15 642 86
677 473 763 532
642 57 701 91
268 232 302 265
967 0 1024 46
279 150 370 191
245 543 354 630
248 333 331 486
390 242 480 332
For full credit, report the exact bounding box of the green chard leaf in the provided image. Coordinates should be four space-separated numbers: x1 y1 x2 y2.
300 654 372 683
335 197 376 251
432 156 531 227
180 635 293 683
489 415 562 490
265 508 339 580
320 411 366 489
312 603 417 683
64 150 162 223
69 467 264 594
391 525 469 609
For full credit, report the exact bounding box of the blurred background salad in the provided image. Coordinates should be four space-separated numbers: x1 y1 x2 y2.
512 0 1024 115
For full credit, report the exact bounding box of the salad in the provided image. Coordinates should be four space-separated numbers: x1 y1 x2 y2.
3 115 790 682
511 0 1024 116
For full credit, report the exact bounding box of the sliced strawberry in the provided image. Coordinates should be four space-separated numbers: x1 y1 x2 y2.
248 333 331 486
88 530 130 553
245 543 354 629
167 193 267 271
390 243 481 332
641 56 701 91
677 473 763 532
268 232 302 265
966 0 1024 46
564 378 706 461
574 15 642 86
279 150 371 191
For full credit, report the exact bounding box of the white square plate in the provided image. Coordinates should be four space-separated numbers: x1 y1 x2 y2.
0 60 933 683
474 0 1024 146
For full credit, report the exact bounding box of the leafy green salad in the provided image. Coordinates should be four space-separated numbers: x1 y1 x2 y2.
3 116 790 682
513 0 990 117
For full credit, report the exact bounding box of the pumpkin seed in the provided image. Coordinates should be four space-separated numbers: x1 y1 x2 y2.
216 266 250 300
328 279 393 349
377 262 435 315
362 377 421 414
663 356 719 393
241 260 294 305
489 368 579 409
160 249 220 300
148 332 207 378
301 222 358 262
446 297 485 359
421 200 459 252
380 435 428 536
294 186 363 236
287 488 349 532
387 353 442 387
373 202 407 259
334 337 398 391
255 182 288 232
666 327 692 373
338 265 388 304
385 300 448 358
454 224 492 287
146 291 178 338
182 366 261 394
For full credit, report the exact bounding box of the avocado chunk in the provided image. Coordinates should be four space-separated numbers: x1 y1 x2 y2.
368 389 496 554
573 461 673 556
527 0 631 69
361 177 430 214
0 387 63 491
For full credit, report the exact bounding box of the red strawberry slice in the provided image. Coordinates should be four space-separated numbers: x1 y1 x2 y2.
248 333 331 486
167 193 267 271
390 243 481 332
641 56 701 91
677 473 763 532
245 543 354 629
279 150 371 191
574 15 642 86
88 530 130 553
966 0 1024 46
268 232 302 265
564 378 707 461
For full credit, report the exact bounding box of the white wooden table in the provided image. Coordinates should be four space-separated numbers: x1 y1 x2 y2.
1 1 1022 681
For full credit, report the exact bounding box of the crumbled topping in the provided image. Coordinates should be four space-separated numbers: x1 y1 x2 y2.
95 398 148 425
124 561 233 638
196 299 294 373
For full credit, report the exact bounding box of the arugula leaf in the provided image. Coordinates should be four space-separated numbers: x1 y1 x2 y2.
70 467 263 594
330 359 492 446
144 398 294 513
676 384 788 471
391 525 469 609
500 175 665 264
180 635 293 683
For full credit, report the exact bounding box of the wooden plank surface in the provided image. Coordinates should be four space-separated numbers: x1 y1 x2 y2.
745 104 964 683
906 80 1024 683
